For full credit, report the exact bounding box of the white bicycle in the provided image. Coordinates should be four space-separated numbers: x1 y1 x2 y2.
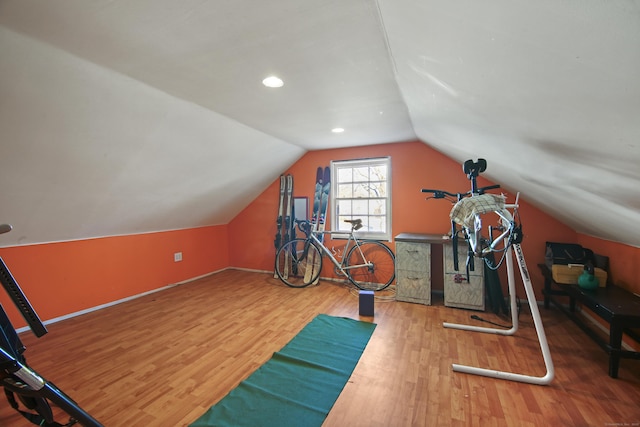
422 159 554 386
274 218 395 291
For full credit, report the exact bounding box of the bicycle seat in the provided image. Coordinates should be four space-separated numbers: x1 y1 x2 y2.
344 219 363 230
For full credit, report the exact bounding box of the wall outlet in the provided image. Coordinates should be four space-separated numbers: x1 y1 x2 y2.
174 252 183 262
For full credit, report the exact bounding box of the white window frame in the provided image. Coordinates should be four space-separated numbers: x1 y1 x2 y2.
330 157 392 241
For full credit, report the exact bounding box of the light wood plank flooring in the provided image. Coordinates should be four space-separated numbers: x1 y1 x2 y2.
1 269 639 426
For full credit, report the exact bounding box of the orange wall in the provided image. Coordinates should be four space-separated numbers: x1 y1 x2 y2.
0 225 229 328
229 141 579 298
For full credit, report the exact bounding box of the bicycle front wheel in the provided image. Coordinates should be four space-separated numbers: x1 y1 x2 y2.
345 241 395 291
275 238 322 288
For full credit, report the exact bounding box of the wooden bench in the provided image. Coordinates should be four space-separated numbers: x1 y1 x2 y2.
539 264 640 378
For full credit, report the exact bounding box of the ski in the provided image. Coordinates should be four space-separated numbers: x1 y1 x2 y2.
311 166 331 285
317 166 331 240
274 175 286 278
304 167 324 283
282 174 294 279
284 174 294 246
287 174 295 242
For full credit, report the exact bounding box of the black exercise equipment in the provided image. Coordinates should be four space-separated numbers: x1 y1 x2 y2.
0 224 102 427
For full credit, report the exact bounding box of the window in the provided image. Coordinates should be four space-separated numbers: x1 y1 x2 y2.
331 157 391 241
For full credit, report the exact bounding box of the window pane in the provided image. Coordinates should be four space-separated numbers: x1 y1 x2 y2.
337 183 353 198
367 183 383 198
353 166 369 182
353 183 370 198
352 199 368 214
369 216 386 232
337 168 353 183
371 181 387 197
337 199 352 215
370 165 387 179
370 199 386 215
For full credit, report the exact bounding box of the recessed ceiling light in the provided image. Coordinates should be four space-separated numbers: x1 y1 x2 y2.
331 128 345 133
262 76 284 88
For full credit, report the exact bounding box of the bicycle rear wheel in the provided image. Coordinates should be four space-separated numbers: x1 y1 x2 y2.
275 238 322 288
345 241 395 291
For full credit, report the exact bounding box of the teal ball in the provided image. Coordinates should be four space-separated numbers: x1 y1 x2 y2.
578 271 599 290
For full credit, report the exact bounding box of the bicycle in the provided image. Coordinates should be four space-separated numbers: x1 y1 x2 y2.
421 158 522 276
421 159 554 386
274 218 395 291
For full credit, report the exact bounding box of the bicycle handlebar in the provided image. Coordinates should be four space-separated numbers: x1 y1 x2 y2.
294 218 363 236
421 184 501 199
420 189 458 199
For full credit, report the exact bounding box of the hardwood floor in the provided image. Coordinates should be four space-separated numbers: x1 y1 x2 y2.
1 269 639 426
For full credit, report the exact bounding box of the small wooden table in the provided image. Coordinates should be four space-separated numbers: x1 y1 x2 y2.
539 264 640 378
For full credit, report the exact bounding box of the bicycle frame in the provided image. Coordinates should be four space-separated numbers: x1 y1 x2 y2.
445 196 554 385
307 229 372 275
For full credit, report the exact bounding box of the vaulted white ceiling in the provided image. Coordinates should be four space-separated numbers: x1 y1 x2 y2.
0 1 638 247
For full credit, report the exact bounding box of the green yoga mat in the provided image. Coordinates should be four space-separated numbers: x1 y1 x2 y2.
190 314 376 427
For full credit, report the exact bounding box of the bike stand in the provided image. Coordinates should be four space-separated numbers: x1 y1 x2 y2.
443 243 555 385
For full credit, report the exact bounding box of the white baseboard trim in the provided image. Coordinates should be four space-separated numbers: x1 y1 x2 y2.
232 267 272 274
16 267 230 333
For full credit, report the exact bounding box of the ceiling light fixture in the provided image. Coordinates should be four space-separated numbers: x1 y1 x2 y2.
331 128 345 133
262 76 284 88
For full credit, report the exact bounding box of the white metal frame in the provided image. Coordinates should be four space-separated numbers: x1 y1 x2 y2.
443 199 555 385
